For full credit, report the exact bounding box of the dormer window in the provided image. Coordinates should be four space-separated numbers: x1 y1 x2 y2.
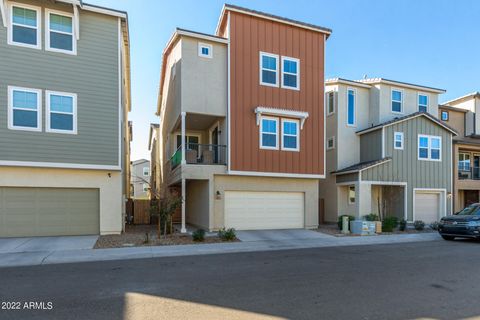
8 4 41 49
46 10 76 54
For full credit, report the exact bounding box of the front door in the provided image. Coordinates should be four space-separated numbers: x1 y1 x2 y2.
464 190 479 207
474 155 480 179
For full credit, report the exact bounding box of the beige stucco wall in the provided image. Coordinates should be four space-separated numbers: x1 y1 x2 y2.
337 185 356 217
0 167 123 234
186 180 209 229
439 107 465 137
213 175 319 230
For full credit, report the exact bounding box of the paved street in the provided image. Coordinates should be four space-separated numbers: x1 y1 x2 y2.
1 239 480 320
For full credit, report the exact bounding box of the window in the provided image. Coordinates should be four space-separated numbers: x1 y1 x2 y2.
327 136 335 150
198 42 212 58
281 119 299 151
260 117 278 149
8 4 41 49
394 132 404 150
8 86 42 132
281 56 299 90
418 94 428 113
46 91 77 134
459 153 471 172
391 89 403 113
347 88 356 126
348 186 355 204
143 167 150 177
176 135 200 151
327 91 335 115
418 135 441 161
441 111 449 121
46 10 75 54
142 183 149 192
260 52 279 87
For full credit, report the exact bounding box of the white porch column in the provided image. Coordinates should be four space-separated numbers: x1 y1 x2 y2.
181 178 186 233
181 112 186 165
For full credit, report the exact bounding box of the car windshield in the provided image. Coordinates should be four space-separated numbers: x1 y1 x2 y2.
456 205 480 216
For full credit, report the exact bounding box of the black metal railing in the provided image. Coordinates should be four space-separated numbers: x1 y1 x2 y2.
458 167 480 180
170 143 227 169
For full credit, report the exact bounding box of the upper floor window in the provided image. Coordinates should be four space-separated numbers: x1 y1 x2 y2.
441 111 449 121
347 88 356 126
198 43 212 58
391 89 403 113
260 52 279 87
327 91 335 115
9 4 41 49
418 134 441 161
46 10 76 54
327 136 335 150
394 132 404 150
281 57 299 90
260 117 278 149
418 94 428 113
143 167 150 176
46 91 77 134
281 119 299 151
8 86 42 132
458 153 471 172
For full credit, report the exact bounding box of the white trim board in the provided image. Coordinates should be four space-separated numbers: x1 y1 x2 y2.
228 170 325 179
0 160 121 171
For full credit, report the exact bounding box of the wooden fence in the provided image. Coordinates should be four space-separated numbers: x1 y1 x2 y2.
133 200 151 224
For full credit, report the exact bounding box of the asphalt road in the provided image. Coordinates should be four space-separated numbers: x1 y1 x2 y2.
1 239 480 320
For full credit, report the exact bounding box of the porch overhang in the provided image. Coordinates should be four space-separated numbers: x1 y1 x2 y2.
332 157 392 176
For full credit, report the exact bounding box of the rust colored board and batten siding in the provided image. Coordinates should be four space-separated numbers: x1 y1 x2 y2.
225 11 326 176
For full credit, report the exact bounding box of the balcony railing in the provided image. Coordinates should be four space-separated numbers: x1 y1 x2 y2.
170 143 227 170
458 167 480 180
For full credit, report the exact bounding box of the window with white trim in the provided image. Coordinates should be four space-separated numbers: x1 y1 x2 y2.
348 186 355 204
8 86 42 131
327 91 335 115
260 52 279 87
327 136 335 150
143 167 150 176
281 56 299 90
458 153 471 172
260 117 278 149
391 89 403 113
418 94 428 113
9 4 41 49
46 10 75 54
46 91 77 134
281 119 299 151
347 88 355 126
198 42 212 58
394 132 404 150
418 135 441 161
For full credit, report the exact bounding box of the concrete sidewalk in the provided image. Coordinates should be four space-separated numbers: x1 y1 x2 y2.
0 232 441 268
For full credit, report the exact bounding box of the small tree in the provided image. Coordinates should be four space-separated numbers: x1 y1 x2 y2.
150 195 182 239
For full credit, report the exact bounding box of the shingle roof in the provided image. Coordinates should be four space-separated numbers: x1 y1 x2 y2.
332 158 392 175
356 112 458 136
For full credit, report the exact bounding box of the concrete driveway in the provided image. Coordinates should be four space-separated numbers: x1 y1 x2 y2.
235 229 332 242
0 235 98 253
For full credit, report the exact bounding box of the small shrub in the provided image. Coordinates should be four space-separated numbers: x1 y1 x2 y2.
399 219 407 231
382 216 399 232
218 228 236 241
429 221 440 231
414 220 425 231
337 215 355 230
192 229 206 242
364 213 380 221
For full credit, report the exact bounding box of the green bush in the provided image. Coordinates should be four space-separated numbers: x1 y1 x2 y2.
399 219 407 231
364 213 380 221
430 221 440 230
218 228 236 241
382 216 399 232
414 220 425 231
192 229 206 242
337 215 355 230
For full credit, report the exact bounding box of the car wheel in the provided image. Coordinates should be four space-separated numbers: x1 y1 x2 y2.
441 235 455 241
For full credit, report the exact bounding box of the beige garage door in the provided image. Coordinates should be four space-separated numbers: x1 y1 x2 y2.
0 187 99 237
414 192 440 223
224 191 304 230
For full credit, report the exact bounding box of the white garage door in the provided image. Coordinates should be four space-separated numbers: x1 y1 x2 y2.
224 191 304 230
414 192 440 223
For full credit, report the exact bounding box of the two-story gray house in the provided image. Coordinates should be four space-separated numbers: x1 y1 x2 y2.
319 78 456 224
0 0 131 237
130 159 150 200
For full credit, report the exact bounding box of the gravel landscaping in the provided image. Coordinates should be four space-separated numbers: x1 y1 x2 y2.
94 225 238 249
317 223 436 237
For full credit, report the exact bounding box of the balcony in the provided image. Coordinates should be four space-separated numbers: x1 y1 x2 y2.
458 167 480 180
171 143 227 170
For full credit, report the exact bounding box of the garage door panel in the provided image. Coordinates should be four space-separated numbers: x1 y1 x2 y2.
0 187 99 237
415 192 440 223
225 191 304 230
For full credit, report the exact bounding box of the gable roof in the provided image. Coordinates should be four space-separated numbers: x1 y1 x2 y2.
356 112 458 136
442 92 480 106
216 4 332 37
332 158 392 175
356 78 445 94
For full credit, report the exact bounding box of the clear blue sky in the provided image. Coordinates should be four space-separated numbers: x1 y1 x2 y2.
92 0 479 161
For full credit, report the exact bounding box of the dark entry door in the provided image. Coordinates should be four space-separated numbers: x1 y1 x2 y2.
212 127 219 163
464 190 479 207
